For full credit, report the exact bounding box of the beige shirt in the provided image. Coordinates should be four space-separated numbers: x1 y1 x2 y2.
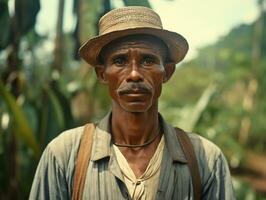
113 136 165 200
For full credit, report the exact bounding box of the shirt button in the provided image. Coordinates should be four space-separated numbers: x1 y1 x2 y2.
125 192 129 199
136 180 141 185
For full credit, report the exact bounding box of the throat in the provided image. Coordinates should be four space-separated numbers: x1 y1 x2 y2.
113 130 161 148
111 110 160 146
113 135 165 179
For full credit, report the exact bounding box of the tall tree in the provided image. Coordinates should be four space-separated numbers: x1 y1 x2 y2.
53 0 66 72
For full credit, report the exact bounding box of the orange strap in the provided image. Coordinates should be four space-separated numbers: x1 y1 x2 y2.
175 127 201 200
72 124 95 200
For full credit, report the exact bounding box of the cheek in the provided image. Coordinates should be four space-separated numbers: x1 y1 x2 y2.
149 69 165 97
154 80 163 97
152 68 165 84
105 69 122 96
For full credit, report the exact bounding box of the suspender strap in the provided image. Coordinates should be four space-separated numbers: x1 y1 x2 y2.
72 123 95 200
175 127 201 200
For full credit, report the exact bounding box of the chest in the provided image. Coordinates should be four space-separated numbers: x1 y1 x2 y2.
79 153 193 200
121 149 155 178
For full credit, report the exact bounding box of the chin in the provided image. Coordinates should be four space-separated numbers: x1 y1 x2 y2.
119 101 152 113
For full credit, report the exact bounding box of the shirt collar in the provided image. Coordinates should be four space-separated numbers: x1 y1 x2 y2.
90 112 187 163
158 114 187 163
90 112 113 161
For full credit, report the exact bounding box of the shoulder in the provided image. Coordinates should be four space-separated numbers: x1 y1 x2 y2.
185 132 230 181
46 125 85 170
30 126 86 199
186 133 235 197
187 132 223 163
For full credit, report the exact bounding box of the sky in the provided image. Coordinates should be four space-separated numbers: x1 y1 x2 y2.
35 0 259 60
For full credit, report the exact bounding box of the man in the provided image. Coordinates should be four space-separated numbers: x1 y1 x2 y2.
30 6 235 200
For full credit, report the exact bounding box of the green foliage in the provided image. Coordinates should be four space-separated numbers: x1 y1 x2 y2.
0 80 40 158
233 178 266 200
0 0 11 49
160 8 266 198
123 0 151 7
0 0 40 51
15 0 40 35
163 12 266 154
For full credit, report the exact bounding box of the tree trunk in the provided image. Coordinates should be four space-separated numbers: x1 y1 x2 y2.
4 0 22 198
71 0 104 122
53 0 65 72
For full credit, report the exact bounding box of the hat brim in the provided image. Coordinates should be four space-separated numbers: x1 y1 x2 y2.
79 27 189 66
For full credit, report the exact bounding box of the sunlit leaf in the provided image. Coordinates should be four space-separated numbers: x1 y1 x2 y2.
0 80 40 158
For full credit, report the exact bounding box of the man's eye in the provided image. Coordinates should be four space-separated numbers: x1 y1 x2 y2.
142 56 155 65
113 57 127 66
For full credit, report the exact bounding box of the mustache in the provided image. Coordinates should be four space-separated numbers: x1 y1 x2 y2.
117 82 152 95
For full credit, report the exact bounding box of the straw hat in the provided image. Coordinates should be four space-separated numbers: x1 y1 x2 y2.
79 6 189 66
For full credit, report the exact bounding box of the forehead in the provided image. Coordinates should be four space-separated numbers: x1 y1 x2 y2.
100 34 168 58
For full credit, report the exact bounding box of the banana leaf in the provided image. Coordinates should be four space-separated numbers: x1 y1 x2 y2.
0 80 40 158
45 85 65 129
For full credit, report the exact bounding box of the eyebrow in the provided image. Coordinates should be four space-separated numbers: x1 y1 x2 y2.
108 52 129 60
100 47 165 64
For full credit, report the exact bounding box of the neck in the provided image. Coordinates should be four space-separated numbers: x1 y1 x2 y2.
111 102 160 146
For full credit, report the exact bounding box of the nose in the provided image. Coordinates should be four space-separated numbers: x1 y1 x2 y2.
126 61 144 82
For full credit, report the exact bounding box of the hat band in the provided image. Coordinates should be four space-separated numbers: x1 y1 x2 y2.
100 21 163 35
99 9 163 35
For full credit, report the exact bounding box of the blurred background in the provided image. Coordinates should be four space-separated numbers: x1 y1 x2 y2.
0 0 265 199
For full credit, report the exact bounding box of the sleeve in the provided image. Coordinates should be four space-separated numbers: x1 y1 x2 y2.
201 153 235 200
29 145 69 200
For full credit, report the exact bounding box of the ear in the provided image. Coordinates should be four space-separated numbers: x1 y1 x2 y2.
95 65 108 84
163 62 176 83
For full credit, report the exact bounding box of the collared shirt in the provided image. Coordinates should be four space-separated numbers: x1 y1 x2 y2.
29 113 235 200
113 136 165 200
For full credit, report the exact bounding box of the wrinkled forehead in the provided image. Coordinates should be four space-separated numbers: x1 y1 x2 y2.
99 34 168 60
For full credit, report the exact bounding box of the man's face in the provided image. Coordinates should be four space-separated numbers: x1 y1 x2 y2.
97 35 174 113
